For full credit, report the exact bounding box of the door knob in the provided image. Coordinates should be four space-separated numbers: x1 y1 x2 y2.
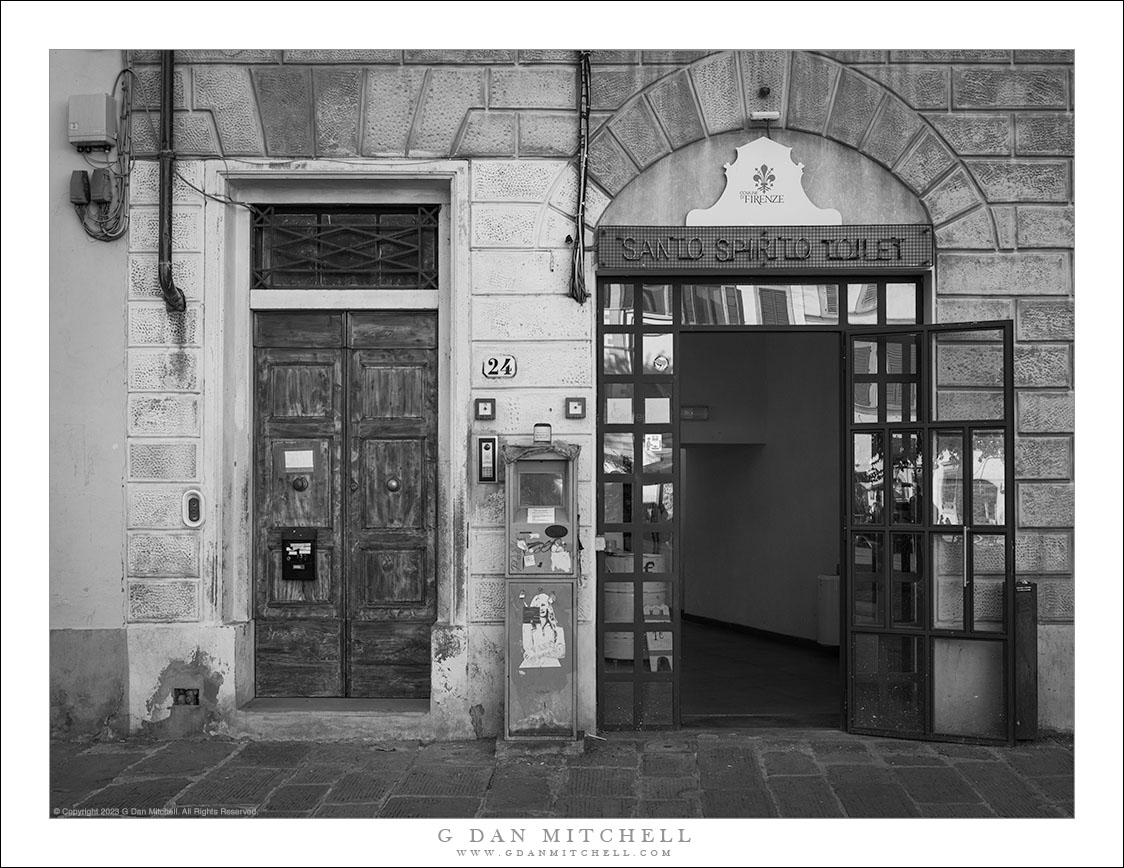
292 476 308 492
386 476 401 492
350 479 359 492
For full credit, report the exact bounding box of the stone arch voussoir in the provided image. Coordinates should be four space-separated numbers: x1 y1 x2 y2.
586 49 998 251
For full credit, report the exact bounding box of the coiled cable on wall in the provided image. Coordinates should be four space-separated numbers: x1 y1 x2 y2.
74 65 135 242
568 50 592 305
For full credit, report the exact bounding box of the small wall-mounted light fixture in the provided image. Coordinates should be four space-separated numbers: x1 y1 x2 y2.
565 397 586 419
182 489 204 528
533 423 553 444
475 398 497 421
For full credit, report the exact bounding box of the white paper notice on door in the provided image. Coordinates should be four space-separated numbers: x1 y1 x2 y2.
526 507 556 524
284 449 315 472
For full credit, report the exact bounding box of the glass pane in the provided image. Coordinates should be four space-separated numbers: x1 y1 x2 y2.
852 532 883 626
603 632 635 671
852 433 884 524
644 630 674 673
890 431 923 525
891 533 923 628
641 383 672 424
641 432 674 474
932 329 1005 421
641 284 674 325
682 284 737 325
848 283 878 324
603 582 635 624
602 482 632 524
886 382 903 423
603 383 634 424
853 339 879 374
886 336 916 374
642 483 674 524
932 533 965 630
973 534 1007 633
972 430 1007 526
886 283 917 324
681 284 839 325
642 532 673 570
642 333 674 374
851 633 923 733
604 582 674 624
601 283 635 326
603 433 633 474
853 382 879 424
640 682 673 726
932 431 964 525
642 582 673 622
603 333 634 375
933 638 1006 738
603 532 634 573
601 681 633 727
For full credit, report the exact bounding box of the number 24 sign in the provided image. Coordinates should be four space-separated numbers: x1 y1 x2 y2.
482 354 517 379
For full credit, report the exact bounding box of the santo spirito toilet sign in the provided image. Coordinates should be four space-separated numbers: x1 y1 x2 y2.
687 136 842 226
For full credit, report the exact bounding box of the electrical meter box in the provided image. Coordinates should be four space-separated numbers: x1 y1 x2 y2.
503 442 580 578
68 93 117 151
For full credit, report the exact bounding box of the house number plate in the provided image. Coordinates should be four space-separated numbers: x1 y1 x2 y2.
482 354 517 379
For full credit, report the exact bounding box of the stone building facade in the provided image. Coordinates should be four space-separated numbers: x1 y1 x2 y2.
50 48 1074 740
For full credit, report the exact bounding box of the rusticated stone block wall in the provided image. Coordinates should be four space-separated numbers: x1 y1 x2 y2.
123 48 1075 727
125 159 206 623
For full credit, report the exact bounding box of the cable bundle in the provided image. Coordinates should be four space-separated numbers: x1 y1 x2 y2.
74 67 135 242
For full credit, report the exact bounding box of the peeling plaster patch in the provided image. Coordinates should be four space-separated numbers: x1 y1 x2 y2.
432 626 465 663
470 703 486 739
144 647 226 732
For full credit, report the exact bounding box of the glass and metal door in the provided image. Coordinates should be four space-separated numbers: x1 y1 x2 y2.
845 322 1015 743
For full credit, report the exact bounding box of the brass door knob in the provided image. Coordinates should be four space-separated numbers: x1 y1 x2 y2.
292 476 309 492
386 476 402 492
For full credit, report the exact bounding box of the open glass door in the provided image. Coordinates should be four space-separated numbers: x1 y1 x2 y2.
844 321 1015 743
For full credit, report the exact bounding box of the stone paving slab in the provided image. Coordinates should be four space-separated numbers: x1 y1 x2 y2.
75 777 192 811
379 796 482 818
893 766 983 804
769 776 845 818
125 740 241 777
49 728 1075 820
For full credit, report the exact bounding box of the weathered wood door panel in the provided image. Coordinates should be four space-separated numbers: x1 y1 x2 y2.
254 312 436 699
347 337 437 698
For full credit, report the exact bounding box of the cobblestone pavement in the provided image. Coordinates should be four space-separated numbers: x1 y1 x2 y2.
49 729 1074 819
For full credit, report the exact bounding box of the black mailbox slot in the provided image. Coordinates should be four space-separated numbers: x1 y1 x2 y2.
281 529 317 581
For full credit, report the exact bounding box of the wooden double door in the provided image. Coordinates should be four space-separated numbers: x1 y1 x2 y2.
254 311 437 698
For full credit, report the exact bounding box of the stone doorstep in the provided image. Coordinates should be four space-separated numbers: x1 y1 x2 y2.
495 737 585 759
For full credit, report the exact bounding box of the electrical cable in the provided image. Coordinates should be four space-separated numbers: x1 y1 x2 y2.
75 65 136 242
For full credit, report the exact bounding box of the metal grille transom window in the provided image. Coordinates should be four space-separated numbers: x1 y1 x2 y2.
252 205 439 290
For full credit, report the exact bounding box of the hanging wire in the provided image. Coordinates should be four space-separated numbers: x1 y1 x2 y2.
75 66 136 242
568 50 592 305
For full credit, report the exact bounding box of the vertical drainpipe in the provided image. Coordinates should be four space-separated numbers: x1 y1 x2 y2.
159 49 186 313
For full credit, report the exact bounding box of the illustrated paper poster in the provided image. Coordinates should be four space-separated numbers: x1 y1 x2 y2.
506 580 576 739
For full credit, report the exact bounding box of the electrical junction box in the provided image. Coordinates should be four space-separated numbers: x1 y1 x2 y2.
68 93 117 151
503 441 580 578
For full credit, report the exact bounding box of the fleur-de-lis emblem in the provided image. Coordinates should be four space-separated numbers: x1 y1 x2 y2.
753 164 775 193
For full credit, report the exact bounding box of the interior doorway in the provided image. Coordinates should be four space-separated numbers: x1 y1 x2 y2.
680 331 841 726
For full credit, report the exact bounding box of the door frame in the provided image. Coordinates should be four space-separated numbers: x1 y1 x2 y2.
594 273 932 732
201 162 472 708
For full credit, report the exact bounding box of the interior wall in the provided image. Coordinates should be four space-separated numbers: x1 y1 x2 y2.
683 332 839 640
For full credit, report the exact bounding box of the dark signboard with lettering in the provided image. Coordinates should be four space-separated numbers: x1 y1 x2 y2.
596 224 933 271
